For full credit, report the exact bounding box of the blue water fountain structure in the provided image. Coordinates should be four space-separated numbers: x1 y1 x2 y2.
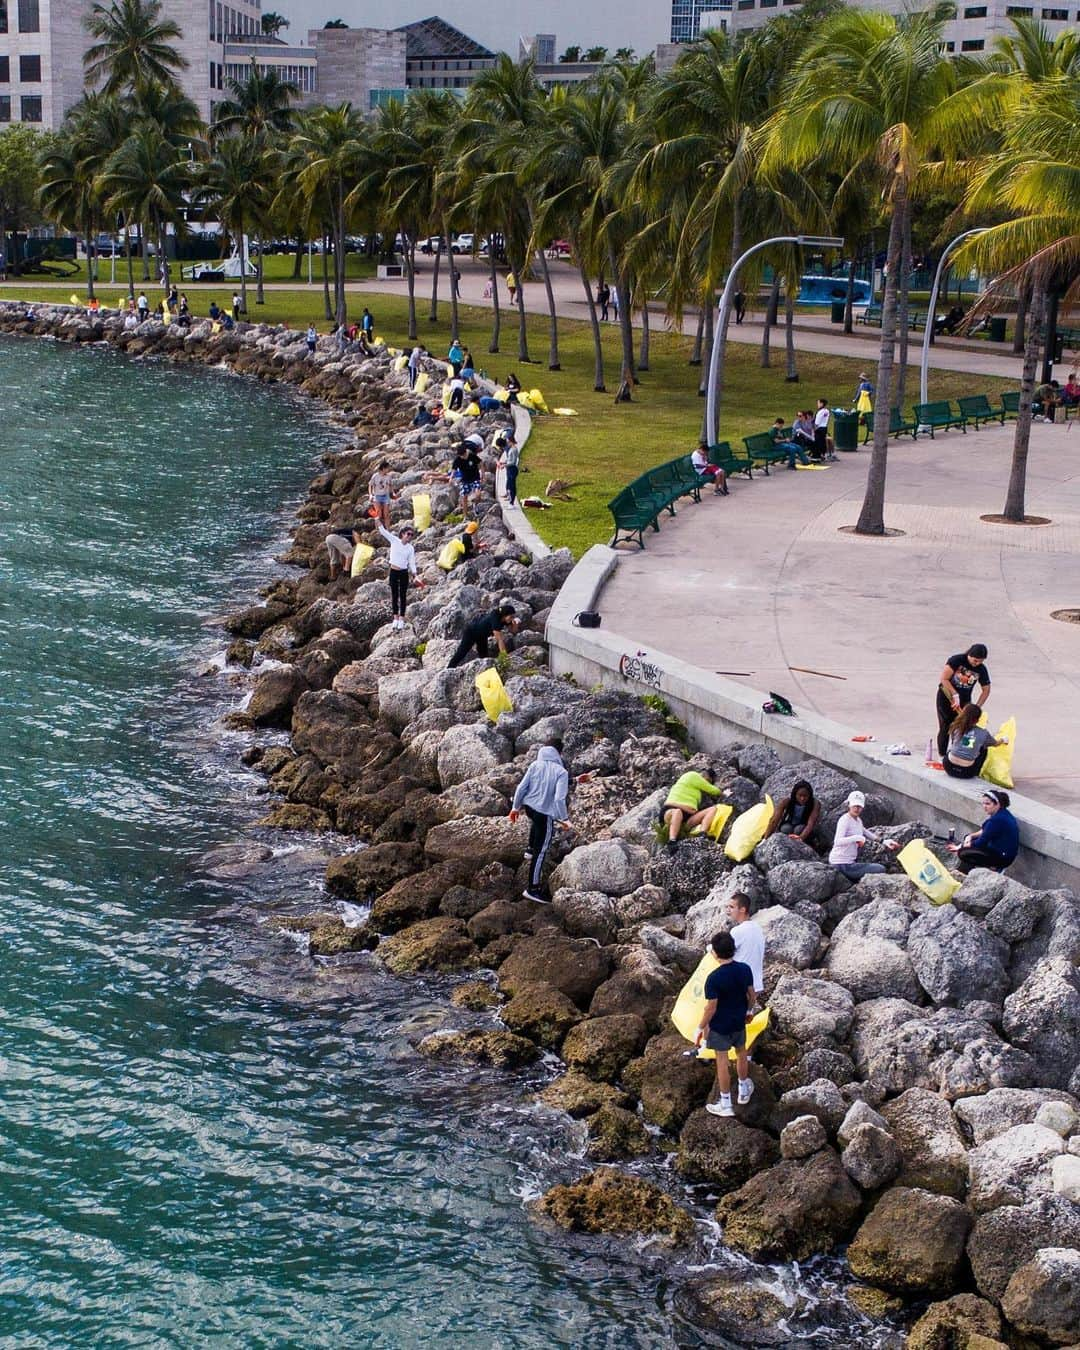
796 274 873 307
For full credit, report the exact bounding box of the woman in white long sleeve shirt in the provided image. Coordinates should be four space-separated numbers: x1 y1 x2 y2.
378 522 421 628
828 791 898 880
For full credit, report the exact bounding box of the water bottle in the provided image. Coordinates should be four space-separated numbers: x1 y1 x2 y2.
947 828 956 844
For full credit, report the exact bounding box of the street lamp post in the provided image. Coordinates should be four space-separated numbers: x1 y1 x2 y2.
705 234 845 446
920 227 986 406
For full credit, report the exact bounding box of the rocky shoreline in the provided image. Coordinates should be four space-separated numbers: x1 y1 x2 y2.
4 300 1079 1348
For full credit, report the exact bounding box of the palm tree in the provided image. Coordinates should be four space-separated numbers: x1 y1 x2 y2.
84 0 187 97
767 5 965 535
98 119 191 291
39 139 101 301
377 96 442 341
194 136 269 316
211 60 298 143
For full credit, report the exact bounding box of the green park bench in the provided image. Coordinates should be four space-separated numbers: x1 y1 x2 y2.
607 487 659 549
913 400 968 437
743 431 790 474
1000 391 1021 419
858 304 882 326
958 394 1005 429
709 440 754 480
644 455 702 511
862 407 918 443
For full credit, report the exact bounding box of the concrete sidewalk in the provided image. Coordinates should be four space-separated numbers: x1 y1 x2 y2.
599 419 1080 816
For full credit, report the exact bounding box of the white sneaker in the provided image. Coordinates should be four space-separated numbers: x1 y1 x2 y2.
706 1096 734 1118
737 1078 754 1105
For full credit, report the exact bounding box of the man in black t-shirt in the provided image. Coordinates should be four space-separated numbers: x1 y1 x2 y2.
936 643 991 757
448 603 518 668
695 931 756 1118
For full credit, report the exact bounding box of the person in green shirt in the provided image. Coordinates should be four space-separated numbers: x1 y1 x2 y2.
661 770 723 851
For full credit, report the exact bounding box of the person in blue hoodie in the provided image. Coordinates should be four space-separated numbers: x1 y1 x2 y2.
509 746 571 903
949 788 1020 874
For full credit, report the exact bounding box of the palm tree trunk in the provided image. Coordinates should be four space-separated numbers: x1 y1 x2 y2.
638 292 650 372
843 254 858 334
255 235 265 305
690 307 704 366
760 275 780 367
321 234 332 321
536 243 560 369
405 239 418 341
158 217 169 294
784 284 798 382
1003 285 1045 522
509 241 530 363
610 249 636 385
429 243 441 323
292 235 303 280
579 263 604 391
443 214 459 337
334 194 346 326
488 244 500 354
894 207 913 412
240 235 248 317
1012 280 1030 354
141 231 150 282
698 295 714 398
0 209 7 280
855 188 906 536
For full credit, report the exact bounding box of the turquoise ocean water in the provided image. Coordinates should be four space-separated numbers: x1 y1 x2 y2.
0 337 693 1347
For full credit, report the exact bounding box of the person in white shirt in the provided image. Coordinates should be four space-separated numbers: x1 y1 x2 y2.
813 398 835 461
377 522 421 628
828 791 899 880
726 892 764 996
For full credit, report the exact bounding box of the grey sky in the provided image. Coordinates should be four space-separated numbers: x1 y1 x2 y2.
272 1 670 56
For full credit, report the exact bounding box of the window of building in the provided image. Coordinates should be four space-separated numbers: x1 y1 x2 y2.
20 93 41 120
963 5 987 14
0 95 10 120
1042 6 1068 16
19 54 40 82
943 39 956 50
0 1 7 34
761 0 778 8
1005 5 1033 13
0 56 9 82
17 0 37 31
961 37 986 48
737 0 755 10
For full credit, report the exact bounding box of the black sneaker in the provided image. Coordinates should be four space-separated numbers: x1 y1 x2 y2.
664 840 678 855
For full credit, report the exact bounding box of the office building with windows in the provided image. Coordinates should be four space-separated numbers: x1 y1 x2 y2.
670 0 732 41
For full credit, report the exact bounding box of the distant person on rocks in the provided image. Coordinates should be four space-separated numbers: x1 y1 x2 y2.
450 438 483 515
361 306 374 338
221 311 235 331
497 429 521 504
232 291 242 321
368 460 395 529
459 519 485 560
692 441 728 495
408 343 424 389
765 779 819 842
208 300 220 321
696 931 756 1118
377 520 421 629
448 338 464 376
324 521 367 579
448 373 466 411
509 745 571 903
448 602 519 668
944 704 1008 779
137 292 149 321
306 325 318 355
936 643 990 759
660 770 723 853
948 788 1019 873
726 892 764 1000
829 791 898 880
461 348 476 382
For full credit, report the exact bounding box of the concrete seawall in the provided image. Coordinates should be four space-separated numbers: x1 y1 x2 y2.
547 545 1080 891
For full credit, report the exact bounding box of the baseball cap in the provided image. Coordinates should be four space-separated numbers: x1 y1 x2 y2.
848 791 866 808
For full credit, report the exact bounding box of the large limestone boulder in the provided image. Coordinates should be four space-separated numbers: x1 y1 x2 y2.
1009 889 1080 989
675 1273 810 1349
500 981 584 1049
684 865 770 947
378 916 479 974
423 814 527 866
436 723 512 790
768 974 855 1042
715 1149 862 1262
677 1113 780 1192
847 1187 973 1294
561 1014 648 1082
536 1072 632 1119
584 1105 652 1162
1002 957 1080 1092
1002 1247 1080 1348
550 840 648 898
766 860 840 907
906 1295 1005 1350
954 1087 1080 1147
606 787 668 847
497 931 612 1009
535 1168 694 1244
325 842 425 902
751 906 822 969
825 899 920 1002
775 1079 846 1135
779 1115 827 1159
841 1123 900 1191
966 1123 1065 1214
291 689 371 768
626 1033 714 1132
644 838 733 913
880 1088 970 1198
550 889 619 945
247 665 310 727
968 1194 1080 1303
417 1027 537 1068
560 690 666 775
908 906 1010 1008
588 947 681 1029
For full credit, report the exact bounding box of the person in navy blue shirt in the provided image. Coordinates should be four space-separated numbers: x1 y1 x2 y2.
695 931 757 1118
949 788 1019 873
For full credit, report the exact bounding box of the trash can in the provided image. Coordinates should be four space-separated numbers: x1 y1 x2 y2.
989 316 1007 343
833 409 860 452
830 300 845 324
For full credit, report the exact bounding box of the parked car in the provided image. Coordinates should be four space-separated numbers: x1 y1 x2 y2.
451 233 475 254
418 236 447 255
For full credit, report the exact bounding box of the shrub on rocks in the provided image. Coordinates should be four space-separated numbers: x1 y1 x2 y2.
500 981 583 1049
536 1167 694 1244
677 1112 780 1190
585 1105 652 1161
715 1148 862 1262
847 1187 973 1294
561 1014 648 1082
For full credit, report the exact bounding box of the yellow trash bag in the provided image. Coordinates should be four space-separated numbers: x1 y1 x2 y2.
441 381 451 403
516 391 535 410
393 355 408 372
464 402 481 417
671 950 771 1061
161 306 171 326
529 388 550 413
690 802 734 841
552 407 579 416
412 493 432 531
494 389 510 403
980 716 1016 789
70 293 80 306
724 795 774 862
475 667 513 722
350 542 374 577
415 372 431 394
437 538 466 571
897 839 961 906
446 362 455 378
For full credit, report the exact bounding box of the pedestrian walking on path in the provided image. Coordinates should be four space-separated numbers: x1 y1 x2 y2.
509 745 571 903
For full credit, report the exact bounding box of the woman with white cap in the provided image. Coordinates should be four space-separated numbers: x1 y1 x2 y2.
828 791 899 881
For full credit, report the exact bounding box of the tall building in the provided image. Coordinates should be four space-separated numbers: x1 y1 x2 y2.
670 0 731 42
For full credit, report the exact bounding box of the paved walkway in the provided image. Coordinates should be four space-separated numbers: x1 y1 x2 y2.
599 420 1080 816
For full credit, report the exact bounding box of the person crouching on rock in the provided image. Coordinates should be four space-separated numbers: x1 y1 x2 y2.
377 521 422 630
448 602 518 668
828 791 899 880
696 931 756 1118
324 521 368 579
948 788 1019 874
660 769 724 853
509 745 571 903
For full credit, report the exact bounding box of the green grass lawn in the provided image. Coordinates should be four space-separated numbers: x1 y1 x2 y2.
0 277 1016 556
12 250 378 287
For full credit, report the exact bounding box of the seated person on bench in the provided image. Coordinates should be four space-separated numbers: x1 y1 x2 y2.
935 304 965 336
1035 380 1060 422
1062 372 1080 408
692 442 728 496
771 418 809 470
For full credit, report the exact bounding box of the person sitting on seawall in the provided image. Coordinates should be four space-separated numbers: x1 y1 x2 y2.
948 788 1019 874
764 779 820 842
936 643 990 760
943 704 1008 780
509 744 571 904
771 418 809 470
691 441 729 496
660 769 723 854
696 931 756 1118
448 602 519 668
505 372 522 404
828 791 900 880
